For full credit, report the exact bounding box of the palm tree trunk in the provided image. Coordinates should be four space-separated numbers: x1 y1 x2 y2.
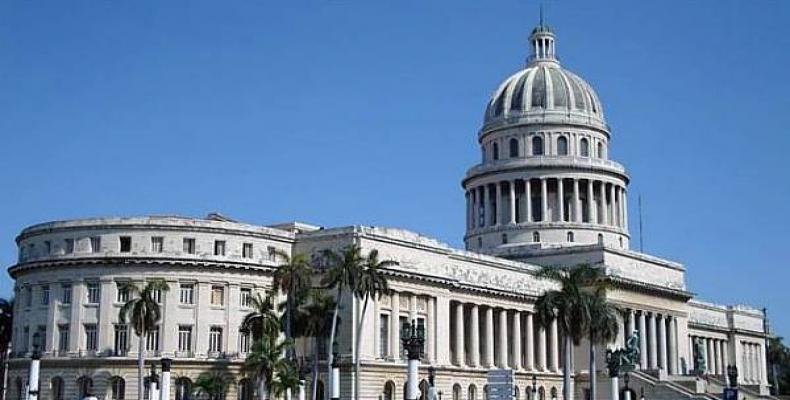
589 332 597 400
326 285 343 400
138 333 145 400
311 338 320 400
564 335 573 400
353 295 370 400
258 376 267 400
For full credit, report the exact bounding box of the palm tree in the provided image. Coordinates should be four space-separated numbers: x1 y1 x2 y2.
193 373 234 400
352 250 396 400
294 290 335 400
583 287 620 400
244 334 294 400
241 293 280 342
271 250 313 354
270 360 301 399
534 265 602 400
118 280 170 400
0 298 13 400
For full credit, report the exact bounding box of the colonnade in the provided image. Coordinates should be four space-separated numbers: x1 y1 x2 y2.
740 341 765 384
450 302 561 372
689 335 729 376
465 178 627 231
622 309 680 374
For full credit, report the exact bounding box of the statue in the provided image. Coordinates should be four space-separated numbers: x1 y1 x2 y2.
605 331 641 377
623 330 641 367
693 338 707 376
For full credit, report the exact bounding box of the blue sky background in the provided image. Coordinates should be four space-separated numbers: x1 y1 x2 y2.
1 1 789 338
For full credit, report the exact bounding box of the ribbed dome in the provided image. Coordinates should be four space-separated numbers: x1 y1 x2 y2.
484 64 605 124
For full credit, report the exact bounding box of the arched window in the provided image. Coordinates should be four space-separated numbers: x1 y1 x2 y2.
509 138 519 158
619 237 624 248
557 136 568 155
538 387 545 400
597 234 604 245
453 384 462 400
110 377 125 400
567 232 574 242
502 234 508 244
514 386 521 400
175 378 193 400
524 387 532 400
580 138 590 157
419 380 429 400
468 385 477 400
51 377 64 400
237 379 252 400
533 232 540 243
492 143 499 161
77 376 93 399
316 381 325 400
484 385 490 400
384 381 396 400
597 142 604 159
550 388 558 400
532 136 544 156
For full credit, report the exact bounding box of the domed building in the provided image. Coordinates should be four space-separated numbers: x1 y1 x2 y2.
5 22 773 400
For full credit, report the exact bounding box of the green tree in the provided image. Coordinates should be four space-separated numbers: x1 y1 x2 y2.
270 360 301 399
294 290 336 400
244 334 294 400
352 249 396 400
193 373 234 400
118 280 170 400
534 265 602 400
583 287 620 400
271 250 313 355
0 298 13 400
241 293 280 342
767 336 790 395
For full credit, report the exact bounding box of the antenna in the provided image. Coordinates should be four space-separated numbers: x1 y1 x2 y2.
638 194 644 252
539 4 544 27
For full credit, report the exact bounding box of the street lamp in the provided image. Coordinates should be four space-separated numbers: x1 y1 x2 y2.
531 375 537 398
428 366 436 400
401 320 425 400
160 359 172 400
298 358 310 400
623 373 631 400
727 365 739 388
26 332 42 400
331 351 340 400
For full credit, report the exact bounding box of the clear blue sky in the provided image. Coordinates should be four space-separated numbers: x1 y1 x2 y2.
1 1 789 338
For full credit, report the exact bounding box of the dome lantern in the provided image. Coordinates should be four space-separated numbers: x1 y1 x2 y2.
528 11 557 65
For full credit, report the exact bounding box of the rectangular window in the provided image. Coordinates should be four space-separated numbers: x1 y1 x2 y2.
179 283 194 305
116 283 130 303
119 236 132 253
113 324 128 356
152 288 162 304
183 238 195 254
151 237 164 253
214 240 226 256
399 316 408 356
25 287 32 307
177 325 192 352
37 326 47 352
146 326 160 352
417 317 426 356
379 314 390 358
90 236 101 253
210 285 224 306
86 282 100 304
58 324 69 352
41 285 50 306
239 288 252 308
242 243 253 259
22 326 29 352
64 239 75 254
239 329 251 354
61 284 72 304
44 241 51 255
208 327 223 353
85 324 98 351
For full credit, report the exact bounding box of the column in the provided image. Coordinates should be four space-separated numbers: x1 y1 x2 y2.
722 340 729 376
618 187 625 228
541 178 548 222
706 339 714 375
668 317 678 374
512 311 522 369
587 180 595 223
623 189 629 229
526 179 533 222
557 178 565 222
496 182 503 226
550 318 560 372
609 184 616 226
483 185 490 227
648 313 658 369
538 324 547 371
454 302 465 366
627 310 636 339
525 312 535 371
470 304 480 367
390 292 400 360
573 179 581 223
638 311 648 368
485 307 495 367
498 309 508 368
714 339 722 375
599 182 607 225
760 342 768 385
509 181 517 224
656 314 666 371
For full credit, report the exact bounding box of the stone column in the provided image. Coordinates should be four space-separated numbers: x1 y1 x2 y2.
608 183 616 226
525 312 535 370
623 189 629 229
509 181 517 225
495 182 503 226
573 179 581 223
485 307 495 368
454 302 465 366
706 338 714 375
599 182 607 225
526 179 533 222
657 314 667 372
538 324 547 371
483 185 490 227
649 313 658 369
390 292 400 360
714 339 721 375
550 318 560 372
587 180 595 224
497 309 508 368
470 304 480 367
638 311 648 368
557 178 565 222
627 310 636 341
722 340 729 376
512 311 522 369
541 178 548 222
668 317 678 374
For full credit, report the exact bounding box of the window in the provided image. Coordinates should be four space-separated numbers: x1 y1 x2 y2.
208 326 223 353
114 324 128 356
502 234 508 244
597 233 604 244
557 136 568 155
238 379 252 400
151 237 164 253
85 324 98 351
239 288 252 308
509 138 519 158
90 236 101 253
597 142 604 159
183 238 196 254
22 326 29 353
533 232 540 242
417 317 426 356
86 282 100 304
152 288 162 304
51 377 64 400
77 377 93 400
61 284 72 304
175 378 192 400
239 329 251 354
469 385 477 400
44 241 51 255
146 326 160 352
532 136 544 155
41 285 49 305
453 384 462 400
178 326 192 352
116 283 130 303
477 237 482 248
379 314 390 358
242 243 253 259
567 232 574 242
211 285 224 306
580 138 590 157
214 240 226 256
110 377 125 400
25 287 32 307
119 236 132 253
37 325 47 352
179 283 195 304
492 142 499 160
58 324 69 352
64 239 75 254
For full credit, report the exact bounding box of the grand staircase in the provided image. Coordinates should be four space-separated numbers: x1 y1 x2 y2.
624 370 777 400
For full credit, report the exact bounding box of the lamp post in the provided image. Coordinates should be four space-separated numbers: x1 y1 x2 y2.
727 365 739 388
159 359 172 400
149 363 159 400
331 352 340 400
623 374 630 400
298 359 309 400
428 366 436 400
401 320 425 400
26 332 41 400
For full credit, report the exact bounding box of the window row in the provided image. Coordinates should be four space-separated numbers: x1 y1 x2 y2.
483 134 606 161
28 376 255 400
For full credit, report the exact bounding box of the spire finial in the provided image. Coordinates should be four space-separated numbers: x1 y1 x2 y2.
540 4 544 27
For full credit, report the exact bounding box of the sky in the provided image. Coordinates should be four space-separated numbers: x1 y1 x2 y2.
1 0 789 338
